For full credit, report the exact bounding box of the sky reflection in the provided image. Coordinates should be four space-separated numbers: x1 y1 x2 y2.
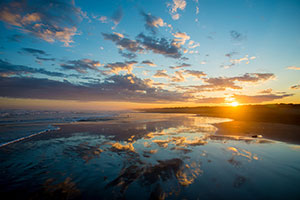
0 113 299 199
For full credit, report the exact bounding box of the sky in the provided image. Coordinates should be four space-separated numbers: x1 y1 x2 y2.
0 0 299 110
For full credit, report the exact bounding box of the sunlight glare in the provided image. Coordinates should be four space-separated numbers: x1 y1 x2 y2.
230 102 239 107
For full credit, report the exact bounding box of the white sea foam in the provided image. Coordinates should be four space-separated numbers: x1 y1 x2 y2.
0 126 60 148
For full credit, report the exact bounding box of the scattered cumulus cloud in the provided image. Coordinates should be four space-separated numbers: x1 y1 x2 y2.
118 50 137 59
230 30 246 42
192 73 275 91
170 63 190 69
7 34 24 42
18 48 55 64
102 32 142 53
0 0 82 46
141 60 156 67
168 0 187 20
102 32 142 58
153 70 169 78
20 47 48 56
286 66 300 70
111 7 123 29
103 61 137 75
184 70 206 79
171 70 185 82
223 55 256 69
136 33 182 58
98 16 108 23
0 59 65 77
60 59 102 73
141 11 169 34
259 88 273 94
103 32 185 59
290 83 300 90
172 32 190 48
188 40 200 49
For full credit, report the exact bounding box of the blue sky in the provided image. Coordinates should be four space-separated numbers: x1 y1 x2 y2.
0 0 299 109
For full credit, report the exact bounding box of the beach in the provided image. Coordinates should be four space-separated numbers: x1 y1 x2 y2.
141 104 300 144
1 111 300 199
215 121 300 144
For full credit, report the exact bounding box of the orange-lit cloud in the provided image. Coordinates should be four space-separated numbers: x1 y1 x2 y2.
0 0 81 46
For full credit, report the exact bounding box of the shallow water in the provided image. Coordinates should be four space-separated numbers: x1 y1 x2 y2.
0 112 299 199
0 110 118 145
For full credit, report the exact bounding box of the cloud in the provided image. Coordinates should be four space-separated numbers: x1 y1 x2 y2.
188 40 200 49
225 51 238 58
118 49 137 59
231 73 274 82
19 48 55 63
102 32 142 58
171 13 180 20
172 32 190 47
233 93 293 103
168 0 186 20
170 63 190 69
136 33 182 58
141 60 156 67
0 0 82 46
259 88 273 94
153 70 169 78
36 57 55 62
170 69 205 82
196 6 199 15
154 69 206 82
98 16 108 23
195 97 225 103
230 30 246 41
113 32 124 38
0 75 190 102
7 34 24 42
20 47 47 56
111 7 123 29
287 66 300 70
184 70 206 79
103 32 183 59
290 83 300 90
141 11 167 34
0 59 64 77
223 55 256 69
171 70 185 82
19 47 57 64
60 59 102 73
192 73 275 91
103 61 137 75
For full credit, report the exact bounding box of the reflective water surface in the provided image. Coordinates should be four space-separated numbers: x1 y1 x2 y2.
0 113 300 199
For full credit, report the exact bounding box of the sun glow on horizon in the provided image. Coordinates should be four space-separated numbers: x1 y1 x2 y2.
230 102 239 107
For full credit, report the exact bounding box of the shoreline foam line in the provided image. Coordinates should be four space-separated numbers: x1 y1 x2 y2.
0 127 60 148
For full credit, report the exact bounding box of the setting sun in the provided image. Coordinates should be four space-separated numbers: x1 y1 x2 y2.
230 102 239 107
0 0 300 199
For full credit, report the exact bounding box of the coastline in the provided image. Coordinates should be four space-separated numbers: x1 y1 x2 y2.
140 104 300 145
214 120 300 145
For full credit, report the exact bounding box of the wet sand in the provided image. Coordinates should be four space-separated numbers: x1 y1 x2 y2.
215 121 300 144
141 104 300 144
1 113 300 199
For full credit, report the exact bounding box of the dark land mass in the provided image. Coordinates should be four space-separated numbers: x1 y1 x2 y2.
139 104 300 144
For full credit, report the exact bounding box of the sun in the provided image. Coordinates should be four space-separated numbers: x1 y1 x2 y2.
230 101 239 107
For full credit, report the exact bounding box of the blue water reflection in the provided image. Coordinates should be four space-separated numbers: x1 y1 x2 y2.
0 113 299 199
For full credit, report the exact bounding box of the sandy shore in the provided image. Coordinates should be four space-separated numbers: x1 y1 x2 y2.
215 121 300 144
